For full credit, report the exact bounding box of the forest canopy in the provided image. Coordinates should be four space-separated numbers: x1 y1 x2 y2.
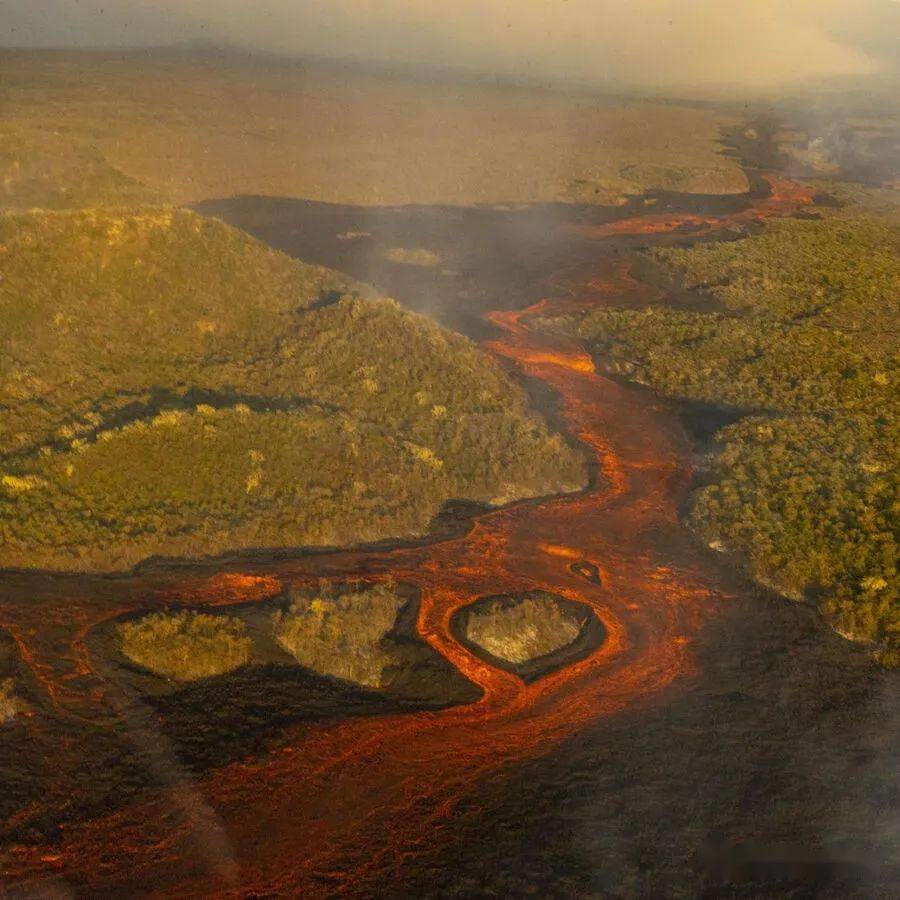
0 208 585 570
544 213 899 665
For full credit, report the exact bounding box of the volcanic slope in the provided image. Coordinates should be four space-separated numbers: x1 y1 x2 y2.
0 207 585 571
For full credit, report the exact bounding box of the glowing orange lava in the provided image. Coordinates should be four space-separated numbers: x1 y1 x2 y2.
1 178 813 896
587 175 814 237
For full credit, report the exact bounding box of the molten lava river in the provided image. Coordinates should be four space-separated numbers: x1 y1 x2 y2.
0 177 814 896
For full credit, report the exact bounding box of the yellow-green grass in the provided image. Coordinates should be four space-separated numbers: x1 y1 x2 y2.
1 125 159 212
273 584 405 687
117 610 252 681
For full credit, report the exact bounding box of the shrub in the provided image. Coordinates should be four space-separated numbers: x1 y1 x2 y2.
0 678 25 723
117 610 252 681
273 583 405 687
0 207 585 571
384 247 442 267
543 212 899 665
464 593 586 664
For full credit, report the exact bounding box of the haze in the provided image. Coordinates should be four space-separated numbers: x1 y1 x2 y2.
4 0 900 95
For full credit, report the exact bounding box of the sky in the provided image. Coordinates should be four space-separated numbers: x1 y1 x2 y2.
4 1 900 95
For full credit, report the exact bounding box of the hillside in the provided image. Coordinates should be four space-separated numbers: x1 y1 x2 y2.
542 211 899 665
0 50 747 208
0 126 159 211
0 208 585 571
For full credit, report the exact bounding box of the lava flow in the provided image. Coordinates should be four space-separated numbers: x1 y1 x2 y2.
1 178 813 897
587 174 814 237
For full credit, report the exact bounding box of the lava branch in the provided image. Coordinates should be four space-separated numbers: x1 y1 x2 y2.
2 177 813 896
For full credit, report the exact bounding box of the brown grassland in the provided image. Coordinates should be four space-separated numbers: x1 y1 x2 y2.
0 49 747 209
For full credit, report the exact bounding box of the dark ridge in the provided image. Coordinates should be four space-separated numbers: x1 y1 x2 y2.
2 387 344 466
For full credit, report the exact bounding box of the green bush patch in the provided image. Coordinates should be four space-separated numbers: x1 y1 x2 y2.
117 610 252 681
463 592 587 665
0 207 585 570
543 212 899 664
274 583 405 688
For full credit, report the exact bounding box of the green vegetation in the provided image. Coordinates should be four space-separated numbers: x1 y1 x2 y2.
649 215 898 333
117 610 252 681
463 592 586 664
273 583 405 687
545 214 899 664
0 51 753 572
0 207 584 570
0 678 26 723
0 207 347 458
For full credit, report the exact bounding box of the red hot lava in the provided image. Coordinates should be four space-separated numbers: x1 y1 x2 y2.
2 178 812 896
587 175 814 237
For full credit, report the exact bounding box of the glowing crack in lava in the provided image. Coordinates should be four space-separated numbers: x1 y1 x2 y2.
2 179 812 896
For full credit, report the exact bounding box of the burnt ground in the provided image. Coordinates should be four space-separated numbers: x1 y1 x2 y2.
397 580 899 898
0 588 478 846
194 183 898 899
192 189 751 341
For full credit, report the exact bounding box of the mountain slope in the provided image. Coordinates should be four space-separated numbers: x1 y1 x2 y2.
0 208 585 570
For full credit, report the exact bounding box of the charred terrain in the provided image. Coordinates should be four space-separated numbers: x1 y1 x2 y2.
0 55 898 898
